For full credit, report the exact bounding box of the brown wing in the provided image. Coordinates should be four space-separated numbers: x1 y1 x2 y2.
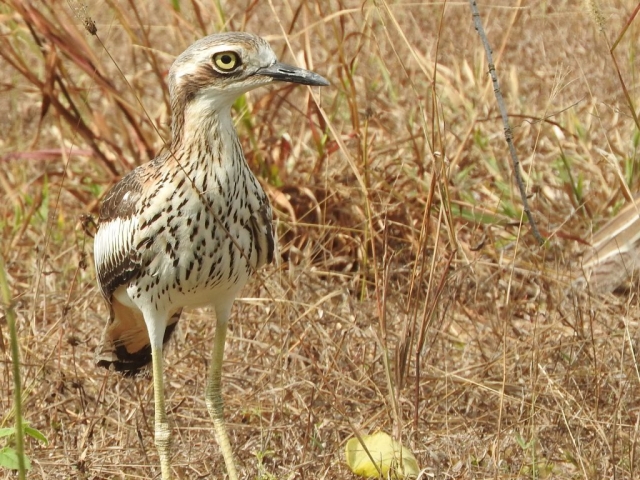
93 166 182 375
94 168 144 300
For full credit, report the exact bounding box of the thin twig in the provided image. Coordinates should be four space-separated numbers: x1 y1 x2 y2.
468 0 544 245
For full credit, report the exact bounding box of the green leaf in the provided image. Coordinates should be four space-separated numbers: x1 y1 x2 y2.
0 446 31 470
24 426 48 445
0 427 16 438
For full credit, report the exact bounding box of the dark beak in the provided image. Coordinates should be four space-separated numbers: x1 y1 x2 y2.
257 62 330 87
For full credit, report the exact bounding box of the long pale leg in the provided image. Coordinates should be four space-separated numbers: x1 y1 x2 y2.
143 309 172 479
151 345 172 479
205 305 238 480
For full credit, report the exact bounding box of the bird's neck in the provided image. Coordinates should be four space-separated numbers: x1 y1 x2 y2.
170 97 245 171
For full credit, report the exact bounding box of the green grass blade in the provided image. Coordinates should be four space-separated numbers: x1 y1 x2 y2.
0 255 26 478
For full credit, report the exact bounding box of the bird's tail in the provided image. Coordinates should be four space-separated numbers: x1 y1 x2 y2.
95 298 181 376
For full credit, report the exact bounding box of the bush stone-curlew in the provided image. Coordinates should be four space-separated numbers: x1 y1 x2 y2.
93 32 329 479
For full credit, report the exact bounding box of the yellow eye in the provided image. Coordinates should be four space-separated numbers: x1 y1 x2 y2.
213 51 240 72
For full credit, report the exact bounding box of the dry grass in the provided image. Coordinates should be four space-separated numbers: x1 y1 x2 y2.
1 0 640 478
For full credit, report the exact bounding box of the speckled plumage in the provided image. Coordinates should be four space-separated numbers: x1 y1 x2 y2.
94 118 274 373
94 35 275 374
92 32 328 480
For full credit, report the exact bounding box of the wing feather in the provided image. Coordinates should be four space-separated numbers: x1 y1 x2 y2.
94 169 143 300
249 202 276 269
93 167 177 376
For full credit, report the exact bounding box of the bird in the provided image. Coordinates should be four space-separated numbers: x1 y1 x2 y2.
574 196 640 293
92 32 329 480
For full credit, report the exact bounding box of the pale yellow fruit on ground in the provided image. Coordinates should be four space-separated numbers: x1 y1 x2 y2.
345 431 419 478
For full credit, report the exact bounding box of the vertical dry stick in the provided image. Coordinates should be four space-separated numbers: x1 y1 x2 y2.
468 0 544 245
414 249 453 427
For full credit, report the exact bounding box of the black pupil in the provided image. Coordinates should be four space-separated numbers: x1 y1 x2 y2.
221 54 232 65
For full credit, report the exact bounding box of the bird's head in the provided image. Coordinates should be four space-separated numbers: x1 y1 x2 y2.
168 32 329 113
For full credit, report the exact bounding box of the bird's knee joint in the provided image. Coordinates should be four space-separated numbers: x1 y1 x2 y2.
155 422 172 447
205 398 221 413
